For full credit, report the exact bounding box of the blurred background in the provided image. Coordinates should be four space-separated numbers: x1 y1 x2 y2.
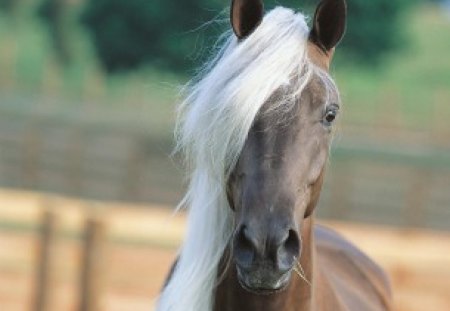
0 0 449 310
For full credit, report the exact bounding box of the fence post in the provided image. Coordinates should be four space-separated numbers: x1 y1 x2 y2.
123 138 146 201
79 207 106 311
68 128 84 197
34 206 58 311
23 121 40 188
405 169 429 227
329 160 354 219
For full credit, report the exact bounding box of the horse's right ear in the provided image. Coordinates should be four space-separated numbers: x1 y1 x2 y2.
231 0 264 39
309 0 347 53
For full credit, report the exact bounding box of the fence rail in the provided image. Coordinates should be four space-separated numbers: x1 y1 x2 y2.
0 104 449 229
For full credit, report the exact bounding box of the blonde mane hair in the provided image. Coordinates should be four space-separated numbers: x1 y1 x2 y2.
157 7 326 311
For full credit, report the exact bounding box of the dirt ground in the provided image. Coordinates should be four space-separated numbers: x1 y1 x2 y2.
0 189 449 311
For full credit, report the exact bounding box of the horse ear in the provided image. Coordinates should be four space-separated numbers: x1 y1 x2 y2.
230 0 264 39
309 0 347 52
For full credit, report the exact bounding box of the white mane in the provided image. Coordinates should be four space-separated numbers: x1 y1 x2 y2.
157 7 319 311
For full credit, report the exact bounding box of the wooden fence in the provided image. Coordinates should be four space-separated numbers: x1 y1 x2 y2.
33 203 106 311
0 104 449 229
0 103 182 205
318 142 450 229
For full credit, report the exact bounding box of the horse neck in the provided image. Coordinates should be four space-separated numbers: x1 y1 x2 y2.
214 216 320 311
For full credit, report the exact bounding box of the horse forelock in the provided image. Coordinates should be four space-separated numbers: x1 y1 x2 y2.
157 7 334 311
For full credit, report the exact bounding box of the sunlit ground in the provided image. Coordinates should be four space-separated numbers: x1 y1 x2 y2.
0 189 449 311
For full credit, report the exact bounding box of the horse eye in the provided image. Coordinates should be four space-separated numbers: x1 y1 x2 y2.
323 106 339 125
325 111 336 123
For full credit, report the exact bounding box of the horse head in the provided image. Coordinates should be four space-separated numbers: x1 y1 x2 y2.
227 0 347 293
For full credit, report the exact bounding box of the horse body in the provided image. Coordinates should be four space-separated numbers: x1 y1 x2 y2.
158 1 392 310
315 225 392 311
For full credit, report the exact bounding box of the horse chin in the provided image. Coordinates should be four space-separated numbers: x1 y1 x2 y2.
236 267 292 296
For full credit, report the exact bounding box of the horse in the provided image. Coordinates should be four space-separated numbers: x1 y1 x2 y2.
157 0 392 310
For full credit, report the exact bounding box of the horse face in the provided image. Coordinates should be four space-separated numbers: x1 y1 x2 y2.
227 0 346 293
227 74 339 293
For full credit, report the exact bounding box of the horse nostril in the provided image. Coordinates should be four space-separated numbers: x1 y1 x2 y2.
233 225 300 273
284 229 300 255
277 229 300 272
233 226 257 270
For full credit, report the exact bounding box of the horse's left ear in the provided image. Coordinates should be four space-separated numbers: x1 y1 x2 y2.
231 0 264 39
309 0 347 52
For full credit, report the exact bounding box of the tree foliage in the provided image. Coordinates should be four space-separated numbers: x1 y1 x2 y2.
81 0 415 74
81 0 225 74
338 0 413 65
0 0 17 13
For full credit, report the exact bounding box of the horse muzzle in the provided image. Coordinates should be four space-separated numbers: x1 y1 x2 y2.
236 263 293 294
232 223 301 294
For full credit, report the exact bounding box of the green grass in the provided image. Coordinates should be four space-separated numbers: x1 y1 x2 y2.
0 3 449 138
0 1 182 137
335 5 450 132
